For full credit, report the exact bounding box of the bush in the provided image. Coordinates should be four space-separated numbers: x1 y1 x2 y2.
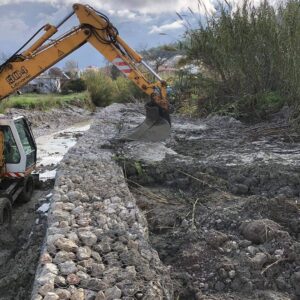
83 70 116 106
178 0 300 120
114 77 147 103
83 70 148 106
61 78 87 94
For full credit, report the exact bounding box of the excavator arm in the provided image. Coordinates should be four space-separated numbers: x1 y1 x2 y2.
0 3 171 141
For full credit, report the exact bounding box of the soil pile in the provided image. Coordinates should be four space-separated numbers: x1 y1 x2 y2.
114 106 300 300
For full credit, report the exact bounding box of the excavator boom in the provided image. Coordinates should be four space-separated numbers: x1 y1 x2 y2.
0 3 171 142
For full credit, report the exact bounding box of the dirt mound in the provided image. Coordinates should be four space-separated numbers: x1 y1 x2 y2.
112 106 300 299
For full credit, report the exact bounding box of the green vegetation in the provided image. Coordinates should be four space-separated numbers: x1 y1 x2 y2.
83 70 146 107
173 0 300 121
0 92 93 112
61 78 87 94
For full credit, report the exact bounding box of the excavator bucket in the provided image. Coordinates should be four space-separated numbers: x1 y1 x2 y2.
121 103 171 142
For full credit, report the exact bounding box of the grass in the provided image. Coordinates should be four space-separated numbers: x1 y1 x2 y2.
0 92 94 112
174 0 300 121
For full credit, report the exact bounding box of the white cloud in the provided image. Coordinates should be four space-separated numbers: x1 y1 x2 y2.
0 0 215 15
0 15 29 41
149 20 185 34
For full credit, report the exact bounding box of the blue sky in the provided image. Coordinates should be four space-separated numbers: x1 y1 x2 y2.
0 0 213 69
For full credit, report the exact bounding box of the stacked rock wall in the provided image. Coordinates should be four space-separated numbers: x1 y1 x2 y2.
32 104 173 300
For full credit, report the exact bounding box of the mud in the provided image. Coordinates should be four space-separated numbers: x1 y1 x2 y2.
0 190 52 300
113 107 300 299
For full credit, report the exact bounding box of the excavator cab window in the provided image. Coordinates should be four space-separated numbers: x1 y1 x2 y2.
14 118 36 168
0 126 21 164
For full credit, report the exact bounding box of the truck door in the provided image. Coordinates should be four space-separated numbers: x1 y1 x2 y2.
14 118 37 168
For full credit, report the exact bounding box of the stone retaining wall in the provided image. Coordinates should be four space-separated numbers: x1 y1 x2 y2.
31 105 173 300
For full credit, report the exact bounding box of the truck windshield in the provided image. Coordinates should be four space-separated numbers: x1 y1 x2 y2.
14 118 36 167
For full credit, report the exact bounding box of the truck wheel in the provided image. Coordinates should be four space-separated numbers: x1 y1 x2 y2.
19 175 34 203
0 198 12 226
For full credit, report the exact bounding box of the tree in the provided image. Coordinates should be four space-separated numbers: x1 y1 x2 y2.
63 60 78 79
142 45 178 72
48 67 64 78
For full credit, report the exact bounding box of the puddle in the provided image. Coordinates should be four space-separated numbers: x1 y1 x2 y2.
35 120 91 178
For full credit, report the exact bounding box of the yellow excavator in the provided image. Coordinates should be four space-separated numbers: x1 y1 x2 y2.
0 3 171 226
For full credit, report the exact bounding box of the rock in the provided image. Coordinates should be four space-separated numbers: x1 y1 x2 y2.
85 278 108 291
91 263 105 277
59 260 77 275
252 252 268 269
85 290 97 300
240 219 281 244
54 238 78 252
214 281 225 291
105 286 122 300
218 268 227 279
54 251 75 264
255 290 291 300
52 209 71 222
39 282 54 296
276 275 288 290
40 252 52 264
71 288 85 300
77 246 92 260
55 289 71 299
95 291 106 300
44 293 59 300
205 230 228 248
228 270 236 279
78 231 97 246
37 264 58 285
291 271 300 295
55 276 66 286
76 270 90 281
247 245 258 256
232 183 249 195
67 273 81 285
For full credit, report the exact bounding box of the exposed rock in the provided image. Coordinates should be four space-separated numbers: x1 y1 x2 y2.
55 288 71 299
44 293 59 300
59 260 77 275
70 288 85 300
105 286 122 300
205 230 228 248
95 291 106 300
77 246 92 260
54 238 78 252
240 219 282 244
78 231 98 246
251 252 268 269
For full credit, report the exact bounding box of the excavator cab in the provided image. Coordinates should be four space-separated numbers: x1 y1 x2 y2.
0 116 36 177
